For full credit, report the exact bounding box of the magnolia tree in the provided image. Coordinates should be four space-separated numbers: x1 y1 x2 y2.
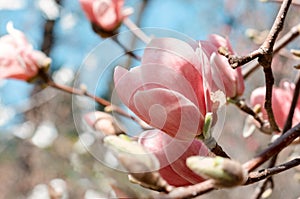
1 0 300 198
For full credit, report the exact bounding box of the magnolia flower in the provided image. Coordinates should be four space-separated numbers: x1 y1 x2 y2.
201 34 244 98
138 130 209 187
79 0 132 33
250 81 300 129
114 37 224 140
84 111 123 135
0 23 50 81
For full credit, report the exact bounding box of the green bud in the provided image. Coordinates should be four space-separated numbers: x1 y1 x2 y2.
104 135 159 171
186 156 247 187
203 112 213 139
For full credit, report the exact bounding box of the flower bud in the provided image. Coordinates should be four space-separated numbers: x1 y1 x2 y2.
186 156 247 187
250 81 300 130
103 135 159 172
119 155 173 192
84 111 123 136
0 22 50 81
79 0 133 36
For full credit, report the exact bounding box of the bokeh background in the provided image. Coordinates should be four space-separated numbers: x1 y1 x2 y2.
0 0 300 198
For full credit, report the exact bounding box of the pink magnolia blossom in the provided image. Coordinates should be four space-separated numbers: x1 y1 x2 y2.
201 34 244 98
114 37 219 140
79 0 132 32
250 81 300 129
0 23 50 81
138 130 209 187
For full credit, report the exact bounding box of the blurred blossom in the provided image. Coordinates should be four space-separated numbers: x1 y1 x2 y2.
60 13 78 31
70 153 83 172
250 81 300 129
104 150 119 168
0 22 51 81
75 95 93 109
12 120 35 139
79 0 133 33
0 104 15 126
84 189 105 199
73 132 95 154
53 67 75 85
37 0 60 20
0 0 25 10
80 132 96 147
28 184 50 199
84 111 123 136
49 178 68 199
242 113 258 138
31 121 58 148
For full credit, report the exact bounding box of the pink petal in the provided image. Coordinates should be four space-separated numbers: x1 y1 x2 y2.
0 39 39 80
250 86 295 129
142 38 207 112
139 130 208 186
142 37 200 71
133 88 203 140
114 64 202 105
235 67 245 96
79 0 97 23
208 34 234 53
210 53 237 98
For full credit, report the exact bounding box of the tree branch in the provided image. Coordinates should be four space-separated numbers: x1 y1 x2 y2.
243 23 300 79
250 73 300 198
37 70 147 128
112 37 141 61
282 74 300 132
263 66 280 132
228 98 269 132
243 122 300 172
229 0 292 68
246 158 300 184
157 121 300 198
230 0 292 132
261 0 300 6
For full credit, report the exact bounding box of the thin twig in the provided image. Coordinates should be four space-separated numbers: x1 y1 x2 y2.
40 0 61 55
259 0 292 132
210 142 231 159
243 23 300 79
246 158 300 184
123 17 151 44
112 37 141 61
251 74 300 198
250 178 274 199
228 49 263 69
228 98 266 129
157 122 300 198
261 0 300 6
282 74 300 132
158 180 215 199
263 66 280 132
243 122 300 172
260 0 292 51
227 0 292 132
37 70 147 128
